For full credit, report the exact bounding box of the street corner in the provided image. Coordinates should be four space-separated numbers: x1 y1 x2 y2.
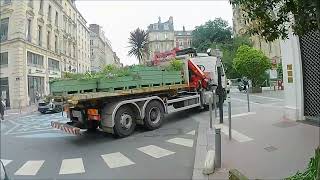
0 112 72 139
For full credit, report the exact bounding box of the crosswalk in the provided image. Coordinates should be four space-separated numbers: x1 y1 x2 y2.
1 132 196 177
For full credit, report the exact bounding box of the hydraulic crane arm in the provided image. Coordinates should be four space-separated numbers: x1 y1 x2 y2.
188 59 210 90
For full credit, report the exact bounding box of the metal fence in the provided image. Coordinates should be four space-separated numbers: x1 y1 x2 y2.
299 31 320 118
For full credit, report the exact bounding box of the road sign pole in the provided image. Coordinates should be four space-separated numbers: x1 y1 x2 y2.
209 95 213 129
228 97 232 140
247 85 250 112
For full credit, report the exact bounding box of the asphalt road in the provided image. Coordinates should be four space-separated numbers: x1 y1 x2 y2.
0 89 284 180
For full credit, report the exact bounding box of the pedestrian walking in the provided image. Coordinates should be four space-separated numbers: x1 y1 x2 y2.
0 98 5 120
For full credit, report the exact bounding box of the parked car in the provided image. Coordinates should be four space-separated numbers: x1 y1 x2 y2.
38 98 63 114
0 160 9 180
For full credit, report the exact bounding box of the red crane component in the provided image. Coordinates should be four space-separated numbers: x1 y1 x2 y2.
152 48 180 65
188 59 209 89
152 47 211 90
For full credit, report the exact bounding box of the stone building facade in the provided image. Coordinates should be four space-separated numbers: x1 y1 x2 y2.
147 17 175 62
232 5 282 63
0 0 90 108
174 26 192 50
89 24 116 72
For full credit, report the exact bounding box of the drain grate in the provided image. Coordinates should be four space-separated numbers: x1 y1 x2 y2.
264 146 278 152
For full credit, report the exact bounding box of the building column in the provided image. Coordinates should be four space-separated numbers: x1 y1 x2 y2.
280 34 304 120
9 41 28 109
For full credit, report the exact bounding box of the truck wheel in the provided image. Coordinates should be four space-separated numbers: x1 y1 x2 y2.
143 101 164 130
113 106 136 138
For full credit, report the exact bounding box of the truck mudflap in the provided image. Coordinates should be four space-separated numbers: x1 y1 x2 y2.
51 121 81 135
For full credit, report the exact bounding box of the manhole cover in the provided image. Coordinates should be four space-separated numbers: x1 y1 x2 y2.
272 121 299 128
264 146 278 152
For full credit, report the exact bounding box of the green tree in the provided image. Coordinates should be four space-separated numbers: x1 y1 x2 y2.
192 18 232 52
230 0 320 41
216 36 252 78
128 28 149 64
233 45 271 87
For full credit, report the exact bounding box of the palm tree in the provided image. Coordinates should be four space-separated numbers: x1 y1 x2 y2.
128 28 149 64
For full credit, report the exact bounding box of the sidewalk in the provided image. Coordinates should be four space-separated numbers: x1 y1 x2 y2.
192 99 319 179
3 105 37 120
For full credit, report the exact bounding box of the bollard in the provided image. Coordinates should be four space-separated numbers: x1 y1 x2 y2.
246 86 250 112
209 95 213 129
228 97 232 140
215 128 221 168
213 90 217 119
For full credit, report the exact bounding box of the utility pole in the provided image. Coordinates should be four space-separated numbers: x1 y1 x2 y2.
216 47 223 124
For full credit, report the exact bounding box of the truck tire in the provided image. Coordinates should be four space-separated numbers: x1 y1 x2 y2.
143 100 164 130
113 105 136 138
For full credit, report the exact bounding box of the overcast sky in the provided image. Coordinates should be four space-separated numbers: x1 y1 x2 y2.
76 1 233 65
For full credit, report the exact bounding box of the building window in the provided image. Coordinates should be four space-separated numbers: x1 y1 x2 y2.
0 52 8 67
0 18 9 42
26 19 32 42
27 51 44 68
156 34 159 40
54 35 58 53
28 0 33 8
48 58 59 71
164 24 169 30
48 5 51 21
47 31 51 49
3 0 11 5
37 25 42 46
164 33 168 39
73 45 75 58
39 0 43 13
55 11 58 25
63 40 66 54
91 49 93 56
90 40 93 45
63 17 67 30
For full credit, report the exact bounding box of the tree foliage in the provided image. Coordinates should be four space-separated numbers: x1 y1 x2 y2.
216 36 252 79
230 0 320 41
233 45 271 87
192 18 232 52
128 28 149 64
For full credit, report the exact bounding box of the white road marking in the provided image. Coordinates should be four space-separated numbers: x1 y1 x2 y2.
101 152 135 168
167 137 194 147
230 112 256 118
1 159 12 166
214 124 253 142
14 160 44 176
59 158 85 174
186 130 196 135
138 145 175 158
247 94 284 101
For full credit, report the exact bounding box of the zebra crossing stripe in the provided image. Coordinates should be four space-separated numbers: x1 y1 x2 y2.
59 158 85 174
101 152 135 168
14 160 44 176
0 159 12 166
138 145 175 158
186 130 196 135
167 137 194 147
220 125 253 142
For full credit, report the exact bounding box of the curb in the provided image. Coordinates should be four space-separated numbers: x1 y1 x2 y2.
192 116 215 180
